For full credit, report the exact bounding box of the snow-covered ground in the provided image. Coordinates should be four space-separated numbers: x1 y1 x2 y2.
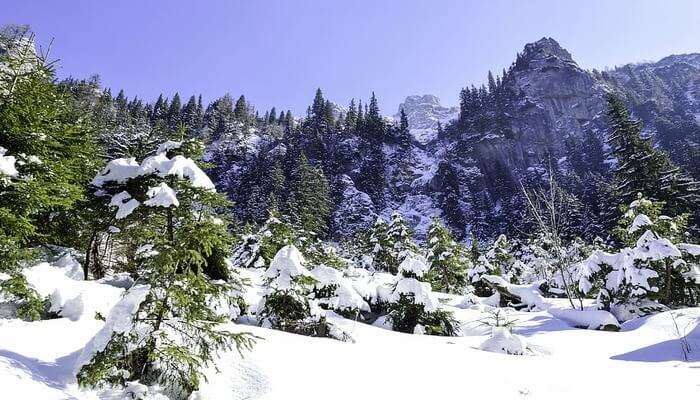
1 262 699 399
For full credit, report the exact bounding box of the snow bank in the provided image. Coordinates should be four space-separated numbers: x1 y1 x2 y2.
23 262 124 321
73 284 150 374
481 274 620 330
549 308 620 330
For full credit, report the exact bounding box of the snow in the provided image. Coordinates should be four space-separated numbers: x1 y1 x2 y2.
397 253 429 278
22 262 124 321
92 152 215 190
73 284 150 375
0 146 18 178
109 191 140 219
628 213 653 233
310 265 370 313
678 243 700 256
479 327 527 355
391 278 439 311
143 182 179 208
1 262 699 399
155 140 182 154
264 245 311 290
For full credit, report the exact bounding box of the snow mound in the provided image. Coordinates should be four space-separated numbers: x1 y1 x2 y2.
23 262 124 321
265 245 311 290
479 327 527 355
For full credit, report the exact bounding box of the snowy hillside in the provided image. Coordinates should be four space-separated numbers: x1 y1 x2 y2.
1 256 698 399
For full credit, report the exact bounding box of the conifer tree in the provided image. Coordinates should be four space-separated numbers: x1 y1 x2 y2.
425 219 470 294
0 28 100 319
385 212 420 274
287 153 331 237
365 217 391 271
77 139 254 397
606 93 699 224
386 251 458 336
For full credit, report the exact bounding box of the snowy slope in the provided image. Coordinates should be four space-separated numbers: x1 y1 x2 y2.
1 265 698 399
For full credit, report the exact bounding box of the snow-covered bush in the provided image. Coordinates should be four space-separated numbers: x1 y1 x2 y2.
310 264 370 318
576 194 699 320
386 253 458 336
230 214 296 270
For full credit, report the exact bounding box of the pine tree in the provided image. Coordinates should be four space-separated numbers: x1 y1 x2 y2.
0 28 100 320
606 93 699 223
386 249 458 336
287 153 331 237
77 139 254 397
357 93 387 207
233 95 249 122
425 219 470 294
385 212 419 274
167 92 182 131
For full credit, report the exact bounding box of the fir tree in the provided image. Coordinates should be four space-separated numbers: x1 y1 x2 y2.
606 93 699 224
0 28 100 319
425 218 470 294
287 153 331 237
385 212 420 274
78 139 254 397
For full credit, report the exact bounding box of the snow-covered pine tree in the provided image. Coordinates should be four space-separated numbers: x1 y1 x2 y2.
613 194 697 306
77 139 254 398
387 252 458 336
364 217 391 271
230 211 295 269
287 152 331 237
425 218 469 294
310 263 370 318
385 211 420 274
468 234 517 296
257 245 318 332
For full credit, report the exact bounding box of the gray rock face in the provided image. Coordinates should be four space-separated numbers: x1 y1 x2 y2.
396 94 458 145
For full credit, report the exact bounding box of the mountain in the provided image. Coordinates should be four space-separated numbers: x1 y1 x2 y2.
395 95 458 145
82 37 699 242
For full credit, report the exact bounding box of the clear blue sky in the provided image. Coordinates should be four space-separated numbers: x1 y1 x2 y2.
5 0 700 115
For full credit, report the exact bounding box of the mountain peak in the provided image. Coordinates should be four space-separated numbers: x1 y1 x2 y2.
522 37 573 63
396 95 458 145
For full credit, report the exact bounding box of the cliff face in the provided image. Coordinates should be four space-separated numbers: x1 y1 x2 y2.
212 37 699 241
397 37 700 239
